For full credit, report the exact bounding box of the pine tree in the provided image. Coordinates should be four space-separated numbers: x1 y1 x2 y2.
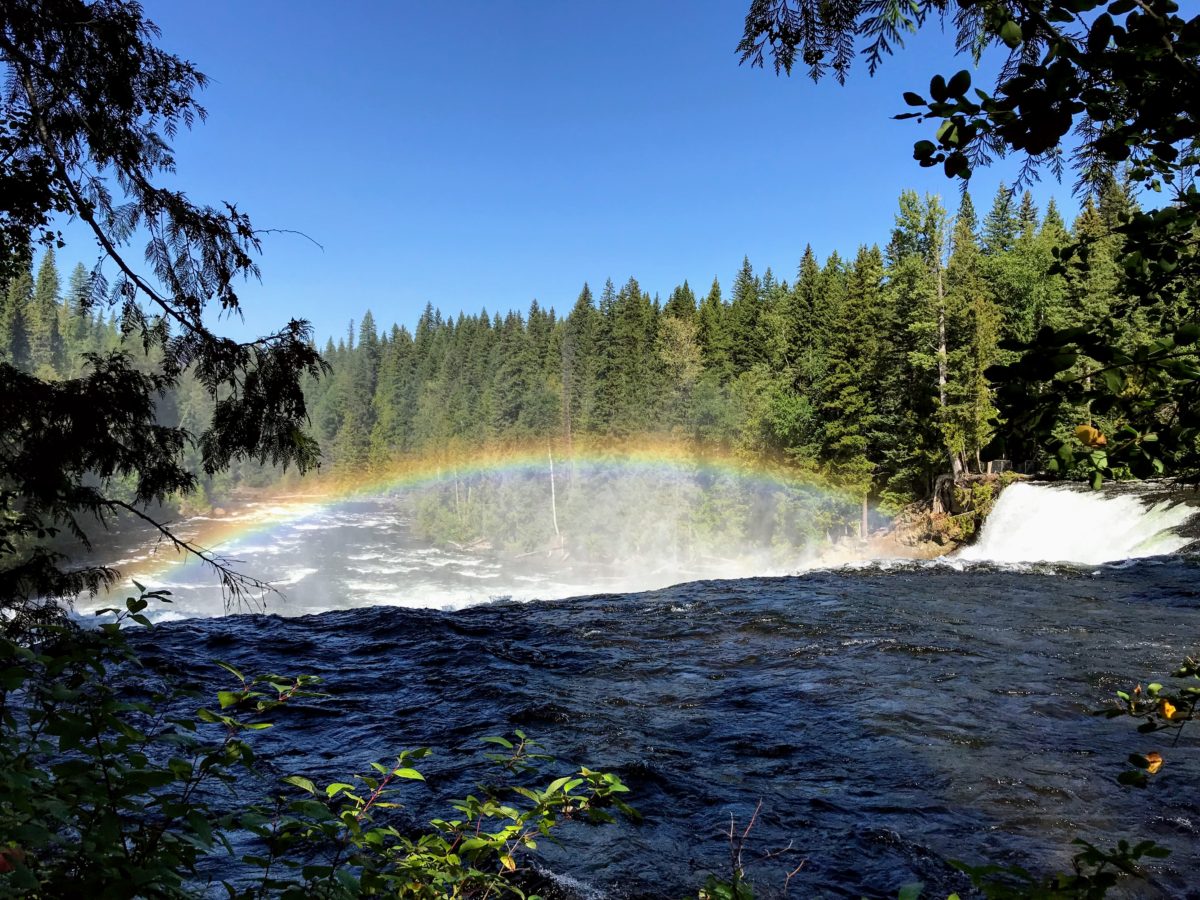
30 248 64 377
594 277 660 434
981 183 1018 256
728 256 763 370
886 191 958 483
791 245 821 338
663 280 696 321
64 262 92 374
1016 190 1039 239
3 265 33 370
1067 196 1124 332
944 192 1000 471
818 245 884 532
696 276 732 382
561 283 598 443
369 325 417 460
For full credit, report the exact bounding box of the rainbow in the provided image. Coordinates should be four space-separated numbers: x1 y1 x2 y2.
103 438 855 596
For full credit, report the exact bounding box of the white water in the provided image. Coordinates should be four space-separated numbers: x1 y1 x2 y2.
958 482 1197 565
79 480 1198 623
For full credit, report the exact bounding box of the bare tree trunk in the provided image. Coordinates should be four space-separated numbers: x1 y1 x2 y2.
562 382 573 454
860 495 869 540
561 339 574 455
561 346 576 496
548 443 561 550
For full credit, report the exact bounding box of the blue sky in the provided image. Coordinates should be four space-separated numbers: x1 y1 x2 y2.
57 0 1080 343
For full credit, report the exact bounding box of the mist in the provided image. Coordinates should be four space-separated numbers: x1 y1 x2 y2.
77 457 857 621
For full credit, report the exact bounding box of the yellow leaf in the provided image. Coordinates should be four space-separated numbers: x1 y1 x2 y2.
1075 424 1107 448
1146 752 1164 774
500 854 516 872
1160 699 1178 720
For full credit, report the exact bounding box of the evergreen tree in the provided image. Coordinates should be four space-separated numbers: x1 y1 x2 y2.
1016 190 1039 239
944 192 1000 471
1066 196 1124 334
3 265 33 370
663 280 696 321
30 248 64 377
886 191 956 485
369 325 417 460
818 245 884 531
561 283 598 442
791 245 821 339
728 256 763 370
64 262 92 373
981 183 1018 256
696 276 732 382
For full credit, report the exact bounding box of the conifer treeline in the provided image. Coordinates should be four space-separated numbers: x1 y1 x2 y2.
307 183 1146 513
1 183 1150 519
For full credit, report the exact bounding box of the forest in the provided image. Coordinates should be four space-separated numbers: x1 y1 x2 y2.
0 178 1158 537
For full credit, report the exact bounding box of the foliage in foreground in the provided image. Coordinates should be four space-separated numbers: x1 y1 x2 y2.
0 589 634 898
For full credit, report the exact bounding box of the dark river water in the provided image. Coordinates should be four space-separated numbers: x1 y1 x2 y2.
133 557 1200 898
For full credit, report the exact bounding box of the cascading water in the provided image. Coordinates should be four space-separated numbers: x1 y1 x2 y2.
958 480 1198 564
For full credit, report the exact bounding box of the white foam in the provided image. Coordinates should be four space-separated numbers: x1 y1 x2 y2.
274 567 318 586
958 482 1195 565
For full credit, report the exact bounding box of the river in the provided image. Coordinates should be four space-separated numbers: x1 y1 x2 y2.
96 482 1200 897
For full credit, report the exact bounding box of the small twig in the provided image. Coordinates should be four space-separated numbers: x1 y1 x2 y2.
783 858 807 896
254 227 325 252
103 498 278 611
729 799 763 880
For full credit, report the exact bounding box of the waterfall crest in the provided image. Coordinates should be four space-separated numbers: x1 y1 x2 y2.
957 482 1197 565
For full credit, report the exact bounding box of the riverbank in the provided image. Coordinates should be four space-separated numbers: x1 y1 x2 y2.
818 472 1026 565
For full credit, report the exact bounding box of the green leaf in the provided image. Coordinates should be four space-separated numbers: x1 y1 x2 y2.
282 775 317 794
390 767 424 781
1101 368 1125 394
1000 20 1023 47
1174 323 1200 345
946 70 970 96
213 660 244 682
903 91 926 106
929 74 947 102
1117 770 1148 788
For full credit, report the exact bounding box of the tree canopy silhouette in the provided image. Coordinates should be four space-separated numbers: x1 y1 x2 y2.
0 0 327 617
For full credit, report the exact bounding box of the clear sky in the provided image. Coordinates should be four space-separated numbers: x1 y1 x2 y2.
56 0 1080 343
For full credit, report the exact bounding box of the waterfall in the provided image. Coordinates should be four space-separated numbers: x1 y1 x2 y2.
958 481 1197 565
